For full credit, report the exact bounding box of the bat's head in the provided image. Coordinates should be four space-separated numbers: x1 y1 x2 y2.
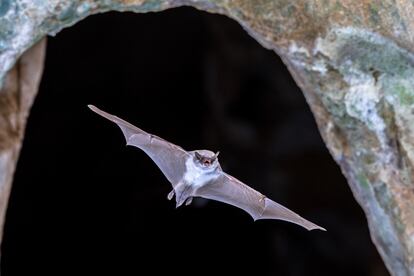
193 150 220 171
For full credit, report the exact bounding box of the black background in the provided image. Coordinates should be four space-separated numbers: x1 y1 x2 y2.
2 7 388 275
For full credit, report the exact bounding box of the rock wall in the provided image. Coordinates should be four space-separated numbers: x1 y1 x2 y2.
0 38 46 242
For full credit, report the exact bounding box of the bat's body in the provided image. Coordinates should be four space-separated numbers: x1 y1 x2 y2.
88 105 325 231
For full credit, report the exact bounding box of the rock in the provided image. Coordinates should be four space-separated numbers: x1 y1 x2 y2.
1 0 414 275
0 38 46 241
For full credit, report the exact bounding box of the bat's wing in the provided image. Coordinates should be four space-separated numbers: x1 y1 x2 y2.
88 105 190 187
195 172 325 231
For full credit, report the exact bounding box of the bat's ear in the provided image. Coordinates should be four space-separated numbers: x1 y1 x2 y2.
214 151 220 158
195 151 202 160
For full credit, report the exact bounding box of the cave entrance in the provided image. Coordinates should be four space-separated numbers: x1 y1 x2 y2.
1 7 386 275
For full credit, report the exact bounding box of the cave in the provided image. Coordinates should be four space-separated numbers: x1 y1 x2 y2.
1 7 387 275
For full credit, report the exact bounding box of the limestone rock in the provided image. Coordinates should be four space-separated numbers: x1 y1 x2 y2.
0 38 46 241
1 1 414 275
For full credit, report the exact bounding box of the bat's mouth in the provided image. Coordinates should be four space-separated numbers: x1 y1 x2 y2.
202 159 212 166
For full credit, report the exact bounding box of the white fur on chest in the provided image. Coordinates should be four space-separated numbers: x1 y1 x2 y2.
183 156 218 187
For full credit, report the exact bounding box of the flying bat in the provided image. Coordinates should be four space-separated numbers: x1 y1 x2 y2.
88 105 325 231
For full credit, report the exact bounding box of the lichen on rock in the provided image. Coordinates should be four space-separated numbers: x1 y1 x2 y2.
287 26 414 275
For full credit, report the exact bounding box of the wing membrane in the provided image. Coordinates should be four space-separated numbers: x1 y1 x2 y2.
89 105 189 186
196 172 325 231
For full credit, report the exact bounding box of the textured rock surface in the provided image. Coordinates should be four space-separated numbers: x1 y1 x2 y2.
1 0 414 275
0 38 46 241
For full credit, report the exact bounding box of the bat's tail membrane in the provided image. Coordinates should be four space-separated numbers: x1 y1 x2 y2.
261 198 326 231
174 183 195 208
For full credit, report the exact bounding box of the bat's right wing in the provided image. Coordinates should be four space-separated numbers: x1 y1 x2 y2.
195 172 325 231
88 105 190 187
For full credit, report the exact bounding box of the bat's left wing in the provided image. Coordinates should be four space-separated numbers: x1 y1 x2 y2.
88 105 190 187
195 172 325 231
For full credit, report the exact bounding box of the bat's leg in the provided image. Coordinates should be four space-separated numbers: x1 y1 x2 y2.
185 197 193 206
167 190 175 200
175 183 193 208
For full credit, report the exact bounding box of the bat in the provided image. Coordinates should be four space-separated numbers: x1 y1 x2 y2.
88 105 325 231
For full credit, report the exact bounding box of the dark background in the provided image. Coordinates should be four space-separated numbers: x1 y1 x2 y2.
1 7 388 276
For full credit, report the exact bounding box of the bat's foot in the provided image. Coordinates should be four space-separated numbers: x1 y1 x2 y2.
167 190 175 200
185 197 193 206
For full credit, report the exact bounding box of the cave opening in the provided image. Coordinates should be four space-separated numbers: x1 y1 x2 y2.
1 7 387 275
